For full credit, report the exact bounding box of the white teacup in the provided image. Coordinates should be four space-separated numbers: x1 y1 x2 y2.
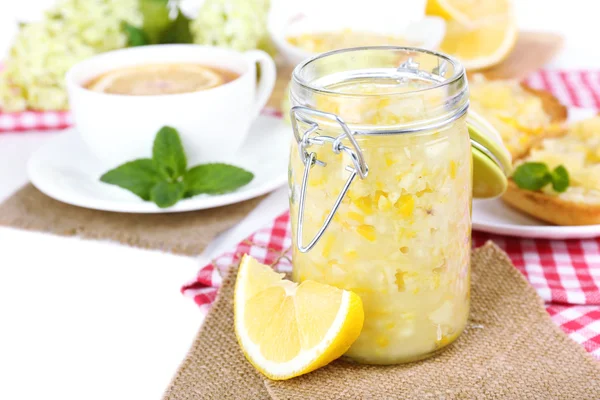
66 44 276 167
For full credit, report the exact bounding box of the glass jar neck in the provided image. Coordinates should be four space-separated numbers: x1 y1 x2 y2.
290 46 469 135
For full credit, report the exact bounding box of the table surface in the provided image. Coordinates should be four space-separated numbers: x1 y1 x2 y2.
1 1 600 399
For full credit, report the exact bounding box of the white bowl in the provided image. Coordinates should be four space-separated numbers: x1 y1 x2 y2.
269 13 446 67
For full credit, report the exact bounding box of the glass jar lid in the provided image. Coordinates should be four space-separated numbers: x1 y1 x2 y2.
291 46 469 134
290 46 511 199
468 111 512 198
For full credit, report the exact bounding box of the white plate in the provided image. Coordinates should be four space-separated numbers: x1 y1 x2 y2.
28 115 290 213
473 198 600 239
473 107 600 239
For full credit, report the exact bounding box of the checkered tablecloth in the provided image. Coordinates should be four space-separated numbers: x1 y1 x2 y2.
181 70 600 361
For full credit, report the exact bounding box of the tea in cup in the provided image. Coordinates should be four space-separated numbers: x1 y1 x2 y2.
66 44 276 167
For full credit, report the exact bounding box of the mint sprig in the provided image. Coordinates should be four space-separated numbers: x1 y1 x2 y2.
512 162 570 193
100 126 254 208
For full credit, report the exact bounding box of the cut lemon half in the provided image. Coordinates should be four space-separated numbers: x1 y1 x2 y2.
426 0 517 70
426 0 513 26
86 64 224 95
234 255 364 380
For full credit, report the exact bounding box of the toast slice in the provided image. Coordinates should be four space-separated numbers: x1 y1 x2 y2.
502 117 600 226
469 75 567 160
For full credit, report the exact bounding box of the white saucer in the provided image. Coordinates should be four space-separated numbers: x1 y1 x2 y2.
473 107 600 239
28 115 290 213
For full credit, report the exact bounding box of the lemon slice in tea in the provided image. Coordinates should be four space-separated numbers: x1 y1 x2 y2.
86 64 224 95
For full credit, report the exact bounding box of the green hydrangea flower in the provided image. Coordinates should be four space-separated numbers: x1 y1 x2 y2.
0 0 141 111
190 0 272 53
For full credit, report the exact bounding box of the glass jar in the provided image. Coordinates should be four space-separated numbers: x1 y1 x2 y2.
288 47 472 365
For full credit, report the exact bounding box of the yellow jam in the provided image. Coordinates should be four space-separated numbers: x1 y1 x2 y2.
289 79 472 364
468 75 557 159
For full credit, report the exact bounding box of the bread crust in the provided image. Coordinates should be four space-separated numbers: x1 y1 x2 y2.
502 180 600 226
507 85 568 160
521 84 568 123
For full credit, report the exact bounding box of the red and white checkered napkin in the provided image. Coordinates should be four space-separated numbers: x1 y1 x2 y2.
472 233 600 358
182 212 600 360
523 69 600 109
182 213 293 315
1 69 600 132
0 109 72 132
0 106 281 133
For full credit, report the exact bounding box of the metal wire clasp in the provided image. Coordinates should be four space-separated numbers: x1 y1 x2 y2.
290 106 369 253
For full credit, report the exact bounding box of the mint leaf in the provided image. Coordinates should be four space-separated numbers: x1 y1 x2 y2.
153 126 187 180
550 165 570 193
184 163 254 196
140 0 171 44
513 162 571 193
100 159 162 200
122 22 149 47
150 181 185 208
512 162 552 191
159 8 193 44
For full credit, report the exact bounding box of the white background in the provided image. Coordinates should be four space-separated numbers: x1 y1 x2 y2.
0 1 599 399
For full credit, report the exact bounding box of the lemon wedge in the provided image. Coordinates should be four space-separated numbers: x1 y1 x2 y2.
426 0 517 70
86 64 224 95
234 255 364 380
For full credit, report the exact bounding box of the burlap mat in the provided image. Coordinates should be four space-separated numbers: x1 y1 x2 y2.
0 184 264 256
163 242 600 400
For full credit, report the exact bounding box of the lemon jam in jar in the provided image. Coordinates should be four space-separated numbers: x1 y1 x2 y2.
289 47 472 364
